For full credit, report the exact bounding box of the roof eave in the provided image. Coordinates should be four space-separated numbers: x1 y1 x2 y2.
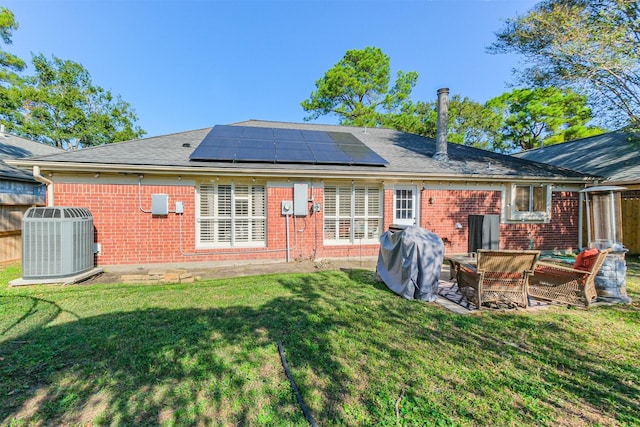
9 159 598 185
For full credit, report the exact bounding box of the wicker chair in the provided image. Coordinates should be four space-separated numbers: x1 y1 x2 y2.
456 250 540 309
528 248 611 307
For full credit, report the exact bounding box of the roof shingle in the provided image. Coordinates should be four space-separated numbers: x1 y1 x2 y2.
0 133 63 181
514 131 640 184
13 120 594 181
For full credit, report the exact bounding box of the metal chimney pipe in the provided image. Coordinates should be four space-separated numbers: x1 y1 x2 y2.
433 87 449 162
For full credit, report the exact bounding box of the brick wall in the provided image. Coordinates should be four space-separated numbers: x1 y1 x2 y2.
509 191 580 251
54 182 581 266
56 182 198 264
420 189 502 252
418 189 579 253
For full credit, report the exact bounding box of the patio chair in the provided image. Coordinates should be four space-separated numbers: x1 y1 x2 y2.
528 248 612 307
456 250 540 309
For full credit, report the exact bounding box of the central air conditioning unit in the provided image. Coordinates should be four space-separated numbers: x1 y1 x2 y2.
22 207 95 280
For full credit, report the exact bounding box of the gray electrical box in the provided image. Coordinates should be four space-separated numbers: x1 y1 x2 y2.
294 183 308 216
152 194 169 215
282 200 293 215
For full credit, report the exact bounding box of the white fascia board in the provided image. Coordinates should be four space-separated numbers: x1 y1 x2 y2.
8 160 598 185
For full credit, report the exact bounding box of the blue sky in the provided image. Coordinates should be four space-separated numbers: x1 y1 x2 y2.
4 0 539 138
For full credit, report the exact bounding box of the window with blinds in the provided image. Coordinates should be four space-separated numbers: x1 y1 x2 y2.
508 183 551 222
324 184 382 243
198 182 266 247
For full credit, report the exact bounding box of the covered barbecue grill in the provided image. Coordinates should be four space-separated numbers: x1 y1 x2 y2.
376 225 444 302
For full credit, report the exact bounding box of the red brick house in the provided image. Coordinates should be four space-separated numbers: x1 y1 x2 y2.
10 119 596 267
515 131 640 254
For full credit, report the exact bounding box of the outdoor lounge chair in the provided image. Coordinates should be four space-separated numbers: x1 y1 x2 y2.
456 250 540 309
528 248 612 307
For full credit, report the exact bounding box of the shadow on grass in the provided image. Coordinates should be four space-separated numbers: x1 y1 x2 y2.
1 269 639 425
1 295 81 337
1 271 376 425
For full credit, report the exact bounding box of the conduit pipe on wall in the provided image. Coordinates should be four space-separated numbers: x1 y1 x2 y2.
177 213 299 259
311 180 319 259
33 165 54 207
285 212 291 262
138 175 152 213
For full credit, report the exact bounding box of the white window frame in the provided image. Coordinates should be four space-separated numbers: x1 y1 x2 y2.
507 183 551 222
393 184 418 226
196 181 266 248
324 183 382 244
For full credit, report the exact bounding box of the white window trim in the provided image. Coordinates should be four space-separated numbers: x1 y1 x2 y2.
506 183 551 223
324 183 382 245
393 184 418 226
196 180 267 248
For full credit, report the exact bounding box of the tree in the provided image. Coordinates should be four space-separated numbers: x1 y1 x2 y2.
381 95 501 150
301 47 418 126
18 54 145 150
381 100 437 137
0 7 27 128
446 95 503 150
0 7 24 80
486 87 602 152
490 0 640 131
0 7 145 149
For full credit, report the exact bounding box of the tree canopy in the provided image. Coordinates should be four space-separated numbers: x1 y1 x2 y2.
486 87 602 152
490 0 640 131
302 46 606 153
301 47 418 127
0 7 24 79
0 7 26 128
381 96 501 150
0 7 144 149
20 54 144 150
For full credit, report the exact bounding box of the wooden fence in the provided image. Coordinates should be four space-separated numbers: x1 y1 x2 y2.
0 205 29 264
1 179 47 264
622 194 640 255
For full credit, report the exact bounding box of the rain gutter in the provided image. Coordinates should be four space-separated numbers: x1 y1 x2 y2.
8 160 598 185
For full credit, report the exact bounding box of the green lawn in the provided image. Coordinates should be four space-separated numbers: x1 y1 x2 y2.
1 261 639 426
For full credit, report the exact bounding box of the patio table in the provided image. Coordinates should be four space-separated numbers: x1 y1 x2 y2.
444 254 477 280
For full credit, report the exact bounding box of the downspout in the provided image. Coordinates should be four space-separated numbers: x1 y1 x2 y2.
33 165 54 207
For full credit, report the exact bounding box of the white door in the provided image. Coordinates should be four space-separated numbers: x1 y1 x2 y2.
393 185 418 226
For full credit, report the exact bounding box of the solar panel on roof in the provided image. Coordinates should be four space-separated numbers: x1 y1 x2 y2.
239 139 272 150
273 128 303 141
301 130 333 143
312 147 352 164
242 126 273 139
189 137 238 161
276 143 315 162
211 126 244 138
235 144 275 162
189 125 388 166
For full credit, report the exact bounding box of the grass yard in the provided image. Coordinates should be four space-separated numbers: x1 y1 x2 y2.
1 260 639 426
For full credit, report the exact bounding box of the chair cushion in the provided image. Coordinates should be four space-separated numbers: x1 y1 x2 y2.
573 248 599 271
